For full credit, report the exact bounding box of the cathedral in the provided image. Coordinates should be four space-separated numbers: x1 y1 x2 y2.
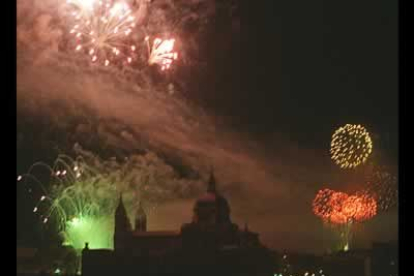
82 171 275 276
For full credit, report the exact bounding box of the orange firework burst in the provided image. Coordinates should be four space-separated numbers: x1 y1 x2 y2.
313 188 377 251
327 191 350 224
312 189 335 220
146 36 178 71
343 193 377 222
313 189 377 225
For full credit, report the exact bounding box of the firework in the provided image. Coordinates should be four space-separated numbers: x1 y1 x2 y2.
313 188 377 251
67 0 138 67
363 168 398 212
327 191 350 224
19 155 118 250
63 215 114 250
18 147 200 249
312 188 335 220
343 193 377 222
313 189 377 224
146 36 178 71
330 124 373 169
313 188 352 251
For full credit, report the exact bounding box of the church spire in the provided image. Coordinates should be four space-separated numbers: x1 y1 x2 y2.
115 193 132 231
207 167 216 193
114 193 132 251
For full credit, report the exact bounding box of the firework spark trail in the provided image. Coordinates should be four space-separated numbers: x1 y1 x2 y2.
17 151 200 249
330 124 373 169
64 0 179 69
67 0 139 66
362 167 398 212
19 155 117 227
18 0 213 71
147 36 178 70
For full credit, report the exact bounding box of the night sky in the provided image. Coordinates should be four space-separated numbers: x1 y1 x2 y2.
210 0 397 147
17 0 398 253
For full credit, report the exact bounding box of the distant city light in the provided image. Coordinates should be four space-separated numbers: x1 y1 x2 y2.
17 175 22 181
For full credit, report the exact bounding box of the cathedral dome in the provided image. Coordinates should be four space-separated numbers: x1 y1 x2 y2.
193 170 231 225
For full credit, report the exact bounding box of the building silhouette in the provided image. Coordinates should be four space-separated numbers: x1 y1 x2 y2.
82 170 275 276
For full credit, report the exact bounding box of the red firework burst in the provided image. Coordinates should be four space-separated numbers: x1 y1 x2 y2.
312 189 335 220
328 191 349 224
313 189 377 225
343 193 377 222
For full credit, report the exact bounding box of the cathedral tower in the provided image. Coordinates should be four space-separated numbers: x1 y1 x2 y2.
114 194 132 251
